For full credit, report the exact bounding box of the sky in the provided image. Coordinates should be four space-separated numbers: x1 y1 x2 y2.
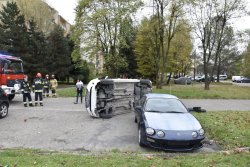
45 0 78 25
45 0 250 31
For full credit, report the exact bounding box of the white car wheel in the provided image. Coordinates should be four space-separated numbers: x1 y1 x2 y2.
0 103 8 118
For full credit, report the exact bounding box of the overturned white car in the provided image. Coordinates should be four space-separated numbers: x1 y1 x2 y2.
85 78 152 118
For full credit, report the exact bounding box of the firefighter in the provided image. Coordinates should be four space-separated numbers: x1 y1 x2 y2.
32 73 44 106
50 74 58 97
20 75 33 107
43 74 50 97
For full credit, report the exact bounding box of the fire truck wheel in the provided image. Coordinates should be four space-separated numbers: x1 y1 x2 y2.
8 94 15 101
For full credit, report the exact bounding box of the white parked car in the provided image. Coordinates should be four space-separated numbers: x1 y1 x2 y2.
232 76 244 82
219 75 228 80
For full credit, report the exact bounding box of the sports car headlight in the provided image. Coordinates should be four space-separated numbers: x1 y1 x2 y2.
146 128 155 136
199 128 205 136
157 130 165 137
192 131 198 138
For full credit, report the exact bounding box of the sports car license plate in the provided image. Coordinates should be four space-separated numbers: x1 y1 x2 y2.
168 141 190 146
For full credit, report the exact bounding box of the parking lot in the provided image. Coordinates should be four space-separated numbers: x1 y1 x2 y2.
1 95 141 152
1 94 249 153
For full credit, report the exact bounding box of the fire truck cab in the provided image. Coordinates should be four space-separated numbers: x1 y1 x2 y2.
0 53 25 101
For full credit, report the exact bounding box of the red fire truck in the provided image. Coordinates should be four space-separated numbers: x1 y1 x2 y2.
0 53 25 101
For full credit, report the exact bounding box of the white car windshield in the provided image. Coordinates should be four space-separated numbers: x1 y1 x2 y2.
145 98 188 113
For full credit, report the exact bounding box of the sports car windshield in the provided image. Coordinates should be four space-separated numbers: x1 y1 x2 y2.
145 98 188 113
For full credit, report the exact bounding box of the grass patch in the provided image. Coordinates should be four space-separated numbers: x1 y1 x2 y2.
57 87 75 97
193 111 250 150
57 83 250 99
153 83 250 99
57 87 86 97
0 150 249 167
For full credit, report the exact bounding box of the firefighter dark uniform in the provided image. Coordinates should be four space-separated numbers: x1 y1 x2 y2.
43 74 50 97
33 73 44 106
20 77 33 107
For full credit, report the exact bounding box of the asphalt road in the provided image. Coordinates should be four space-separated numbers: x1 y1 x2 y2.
0 94 249 153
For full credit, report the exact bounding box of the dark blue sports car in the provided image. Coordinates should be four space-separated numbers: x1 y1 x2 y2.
134 93 205 151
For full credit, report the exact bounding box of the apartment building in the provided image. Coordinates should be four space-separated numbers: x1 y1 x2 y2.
50 6 71 36
0 0 71 36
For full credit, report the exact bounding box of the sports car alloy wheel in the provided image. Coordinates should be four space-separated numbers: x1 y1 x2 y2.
0 103 8 118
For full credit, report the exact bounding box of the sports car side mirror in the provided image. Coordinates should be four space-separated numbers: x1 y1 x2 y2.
188 107 206 113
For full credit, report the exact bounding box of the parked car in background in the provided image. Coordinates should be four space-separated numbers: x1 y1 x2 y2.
219 75 228 80
232 76 244 82
189 76 194 81
0 87 9 119
241 77 250 83
195 75 214 82
195 76 202 82
185 75 194 81
134 93 205 151
174 77 192 85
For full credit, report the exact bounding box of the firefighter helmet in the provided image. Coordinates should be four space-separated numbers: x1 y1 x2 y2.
36 73 42 78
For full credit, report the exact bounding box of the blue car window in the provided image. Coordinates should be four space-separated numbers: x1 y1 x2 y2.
145 98 187 113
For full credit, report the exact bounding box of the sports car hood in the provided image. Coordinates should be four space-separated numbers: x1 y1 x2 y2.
145 112 202 131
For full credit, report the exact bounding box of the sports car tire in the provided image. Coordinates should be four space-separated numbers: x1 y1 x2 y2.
138 127 145 147
0 103 8 118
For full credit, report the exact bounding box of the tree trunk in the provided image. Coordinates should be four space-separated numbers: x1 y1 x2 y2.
166 72 172 85
203 52 210 90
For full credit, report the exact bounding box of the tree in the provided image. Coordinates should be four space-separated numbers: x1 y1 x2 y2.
243 42 250 77
212 27 243 81
153 0 186 88
134 17 160 82
24 19 49 78
188 0 246 90
72 0 142 77
47 26 71 80
168 21 193 79
0 1 28 58
118 17 138 78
